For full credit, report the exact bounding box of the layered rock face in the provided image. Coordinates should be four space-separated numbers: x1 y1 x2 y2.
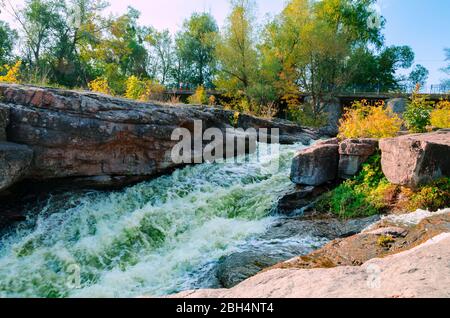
0 106 9 141
380 130 450 187
0 84 319 192
0 142 33 192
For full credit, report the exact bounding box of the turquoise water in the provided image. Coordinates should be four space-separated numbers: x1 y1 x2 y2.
0 143 307 298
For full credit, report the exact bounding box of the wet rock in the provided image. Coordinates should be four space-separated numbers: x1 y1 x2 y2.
0 142 33 193
276 211 450 270
215 215 380 288
276 185 331 216
0 104 9 141
291 139 339 186
380 130 450 187
338 138 379 179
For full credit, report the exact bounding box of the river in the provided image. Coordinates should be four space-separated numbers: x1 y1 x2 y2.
0 143 316 297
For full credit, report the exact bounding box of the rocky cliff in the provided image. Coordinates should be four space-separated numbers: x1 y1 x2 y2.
0 84 319 194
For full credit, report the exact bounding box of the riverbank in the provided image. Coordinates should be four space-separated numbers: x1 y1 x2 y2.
171 209 450 298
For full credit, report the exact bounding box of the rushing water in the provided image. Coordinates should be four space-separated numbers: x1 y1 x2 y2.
0 143 310 298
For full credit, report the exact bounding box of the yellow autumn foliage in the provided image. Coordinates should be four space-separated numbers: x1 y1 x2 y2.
0 60 22 83
88 77 113 95
188 86 208 105
430 100 450 129
338 100 402 139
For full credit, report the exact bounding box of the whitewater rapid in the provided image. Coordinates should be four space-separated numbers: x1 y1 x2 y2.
0 143 310 297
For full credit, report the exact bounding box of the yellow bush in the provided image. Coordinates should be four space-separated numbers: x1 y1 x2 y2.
125 75 146 100
338 100 402 139
124 76 166 101
88 77 113 95
430 100 450 129
144 81 166 101
188 86 208 105
0 60 22 83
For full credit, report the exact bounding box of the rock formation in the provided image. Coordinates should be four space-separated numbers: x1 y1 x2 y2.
380 130 450 187
172 209 450 298
0 83 319 193
0 142 33 193
290 138 339 186
338 138 378 179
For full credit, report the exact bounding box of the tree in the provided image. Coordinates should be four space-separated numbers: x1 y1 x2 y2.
0 21 17 65
145 28 173 85
215 0 259 100
441 48 450 88
1 0 62 81
175 13 218 87
409 64 429 88
345 45 415 92
261 0 386 117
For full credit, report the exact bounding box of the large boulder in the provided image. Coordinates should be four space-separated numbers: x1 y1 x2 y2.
338 138 379 179
380 130 450 187
291 138 339 186
0 105 9 141
0 142 33 192
0 84 319 188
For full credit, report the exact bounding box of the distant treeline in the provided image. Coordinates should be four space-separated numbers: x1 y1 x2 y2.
0 0 449 122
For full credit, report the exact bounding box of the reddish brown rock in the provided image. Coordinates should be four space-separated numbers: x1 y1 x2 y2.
0 84 319 190
291 139 339 186
379 130 450 188
338 138 379 179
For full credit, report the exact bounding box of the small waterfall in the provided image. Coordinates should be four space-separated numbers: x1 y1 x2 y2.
0 143 309 298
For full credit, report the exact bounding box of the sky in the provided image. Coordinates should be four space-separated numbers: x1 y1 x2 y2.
1 0 449 87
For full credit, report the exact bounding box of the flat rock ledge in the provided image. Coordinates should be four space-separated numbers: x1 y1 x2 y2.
169 210 450 298
0 83 320 194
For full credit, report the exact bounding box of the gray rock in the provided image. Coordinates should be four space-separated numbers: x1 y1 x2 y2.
0 142 33 192
380 130 450 188
0 104 9 141
291 140 339 186
338 138 379 179
387 98 407 118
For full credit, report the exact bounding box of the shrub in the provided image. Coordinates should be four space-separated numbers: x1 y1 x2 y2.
338 100 402 139
124 76 166 101
188 86 208 105
208 95 216 106
377 235 395 247
286 102 328 127
125 75 147 100
430 100 450 129
316 153 392 219
403 85 435 132
88 77 113 95
0 60 22 83
407 178 450 212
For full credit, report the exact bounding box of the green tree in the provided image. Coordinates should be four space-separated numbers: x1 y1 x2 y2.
2 0 62 82
145 28 173 85
409 64 429 88
175 13 218 87
260 0 386 118
215 0 259 100
0 21 17 65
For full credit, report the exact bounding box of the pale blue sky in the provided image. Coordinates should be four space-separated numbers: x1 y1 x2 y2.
1 0 449 86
